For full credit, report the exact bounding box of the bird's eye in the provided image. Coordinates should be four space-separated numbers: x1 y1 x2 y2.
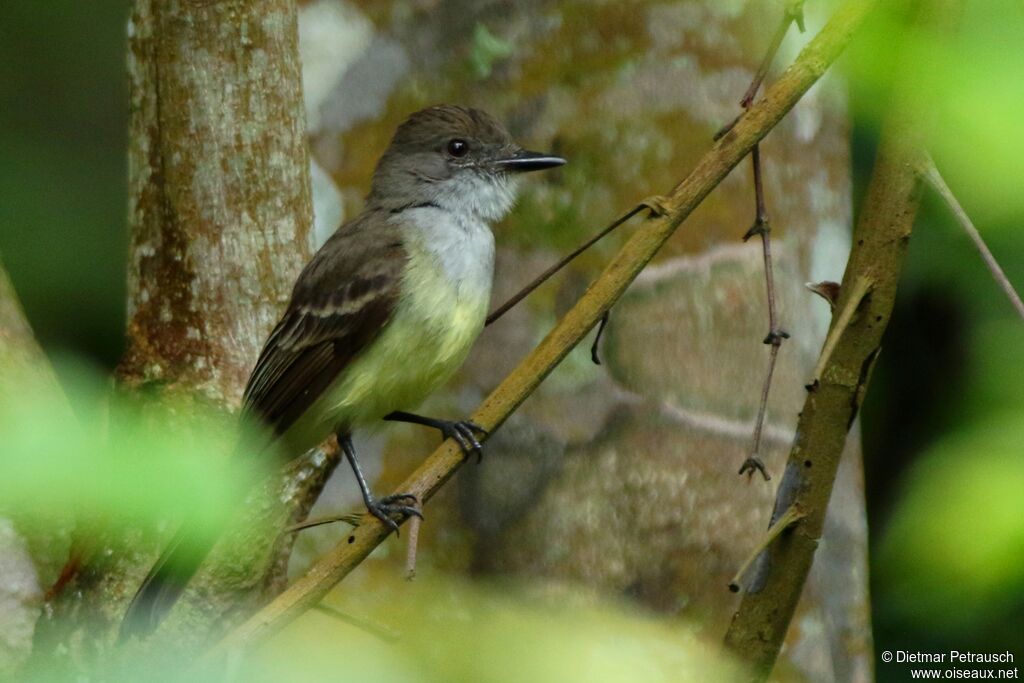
446 139 469 157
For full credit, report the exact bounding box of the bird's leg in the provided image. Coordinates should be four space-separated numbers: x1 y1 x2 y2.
384 411 488 463
338 433 421 534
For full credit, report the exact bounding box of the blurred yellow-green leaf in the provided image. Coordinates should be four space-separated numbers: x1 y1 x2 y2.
847 0 1024 224
246 576 737 683
0 357 265 535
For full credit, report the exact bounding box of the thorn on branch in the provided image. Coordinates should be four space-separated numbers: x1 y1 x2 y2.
805 280 841 309
810 275 874 384
728 503 805 593
743 219 768 242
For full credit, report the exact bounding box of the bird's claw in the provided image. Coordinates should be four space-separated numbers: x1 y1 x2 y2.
439 420 488 463
367 493 422 535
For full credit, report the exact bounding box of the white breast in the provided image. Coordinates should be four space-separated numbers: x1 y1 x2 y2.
403 205 496 295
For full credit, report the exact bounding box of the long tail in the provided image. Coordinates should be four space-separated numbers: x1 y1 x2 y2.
118 519 218 640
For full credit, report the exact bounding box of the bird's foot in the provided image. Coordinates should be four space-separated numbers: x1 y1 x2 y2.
366 493 422 534
437 419 488 462
383 412 488 462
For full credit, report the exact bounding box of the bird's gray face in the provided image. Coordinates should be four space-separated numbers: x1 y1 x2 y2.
368 106 565 222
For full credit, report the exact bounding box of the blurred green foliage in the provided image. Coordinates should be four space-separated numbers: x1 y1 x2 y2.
846 0 1024 677
877 412 1024 634
249 577 737 683
0 359 262 537
20 574 738 682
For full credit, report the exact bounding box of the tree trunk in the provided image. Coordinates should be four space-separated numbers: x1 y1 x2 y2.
33 0 334 671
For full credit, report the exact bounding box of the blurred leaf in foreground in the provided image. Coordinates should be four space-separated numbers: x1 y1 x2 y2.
846 0 1024 226
876 412 1024 635
246 575 739 683
0 355 268 539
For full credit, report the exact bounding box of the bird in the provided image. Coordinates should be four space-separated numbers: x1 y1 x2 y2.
119 105 565 639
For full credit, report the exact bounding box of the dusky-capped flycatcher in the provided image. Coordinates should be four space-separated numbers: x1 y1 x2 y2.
120 105 565 637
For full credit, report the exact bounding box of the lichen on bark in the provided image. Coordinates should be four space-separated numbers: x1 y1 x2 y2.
33 0 338 671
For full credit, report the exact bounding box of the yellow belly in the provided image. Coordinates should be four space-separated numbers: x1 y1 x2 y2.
278 249 488 457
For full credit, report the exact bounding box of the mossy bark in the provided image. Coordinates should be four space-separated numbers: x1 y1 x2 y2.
31 0 337 674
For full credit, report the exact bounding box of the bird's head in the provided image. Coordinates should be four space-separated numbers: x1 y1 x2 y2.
367 105 565 222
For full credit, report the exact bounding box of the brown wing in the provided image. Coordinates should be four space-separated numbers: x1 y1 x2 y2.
242 212 406 438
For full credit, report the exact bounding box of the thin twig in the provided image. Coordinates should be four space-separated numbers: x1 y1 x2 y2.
734 6 797 480
485 206 645 326
919 154 1024 320
285 512 362 534
741 14 795 108
728 504 805 592
200 0 880 658
739 145 790 480
404 510 422 580
745 146 782 335
312 604 401 642
715 6 801 140
740 344 781 481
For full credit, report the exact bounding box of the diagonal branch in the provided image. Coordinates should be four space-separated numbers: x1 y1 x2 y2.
724 117 922 683
202 0 880 660
919 155 1024 320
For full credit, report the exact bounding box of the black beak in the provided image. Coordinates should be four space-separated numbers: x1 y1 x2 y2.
494 149 566 173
